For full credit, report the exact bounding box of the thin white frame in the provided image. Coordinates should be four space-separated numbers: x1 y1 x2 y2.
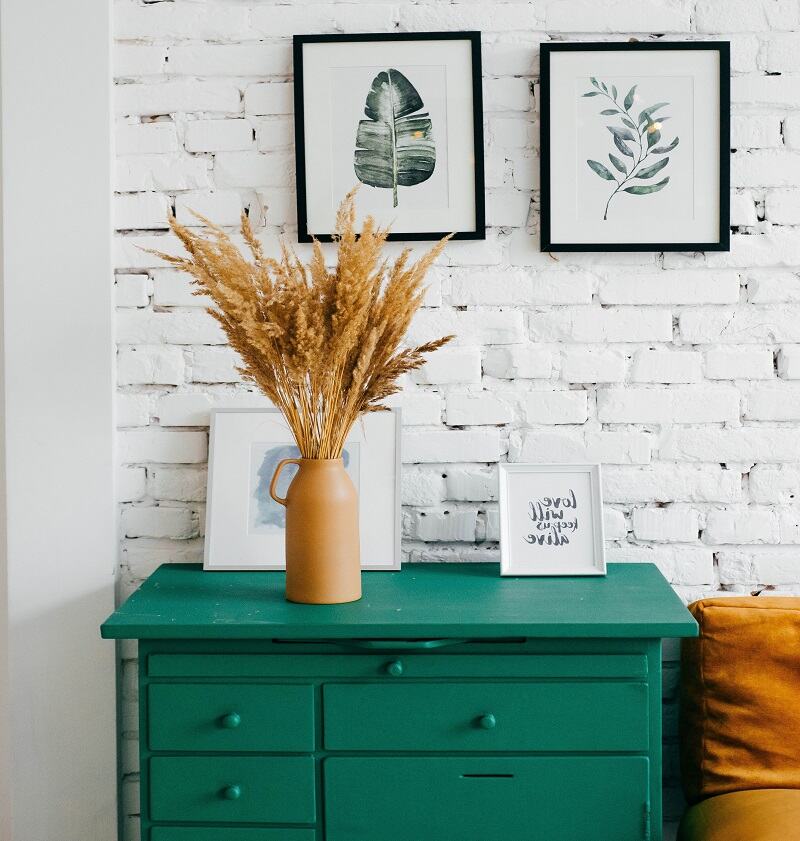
204 408 402 571
498 463 606 577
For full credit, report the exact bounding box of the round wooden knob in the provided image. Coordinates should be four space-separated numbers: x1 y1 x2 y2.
478 713 497 730
221 713 241 729
386 659 404 677
222 784 242 801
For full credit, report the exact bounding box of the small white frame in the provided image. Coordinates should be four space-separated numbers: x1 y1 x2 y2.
498 463 606 577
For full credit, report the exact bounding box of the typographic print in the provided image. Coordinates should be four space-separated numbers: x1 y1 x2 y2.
524 488 579 547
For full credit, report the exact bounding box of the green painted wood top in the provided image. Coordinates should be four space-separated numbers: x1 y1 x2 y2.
101 563 697 640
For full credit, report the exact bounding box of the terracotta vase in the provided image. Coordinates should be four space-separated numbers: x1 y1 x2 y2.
269 457 361 604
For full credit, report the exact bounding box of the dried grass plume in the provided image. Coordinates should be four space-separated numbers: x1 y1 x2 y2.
150 190 453 458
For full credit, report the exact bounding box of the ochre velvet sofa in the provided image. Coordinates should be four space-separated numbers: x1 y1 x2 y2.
678 597 800 841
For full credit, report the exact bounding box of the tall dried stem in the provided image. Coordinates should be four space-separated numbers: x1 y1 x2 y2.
148 190 453 459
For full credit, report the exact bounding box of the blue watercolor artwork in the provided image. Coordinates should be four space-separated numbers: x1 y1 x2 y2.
248 442 359 534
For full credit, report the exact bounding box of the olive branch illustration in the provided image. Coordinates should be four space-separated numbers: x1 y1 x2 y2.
583 78 679 220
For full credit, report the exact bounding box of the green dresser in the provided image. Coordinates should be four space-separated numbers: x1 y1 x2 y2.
101 563 697 841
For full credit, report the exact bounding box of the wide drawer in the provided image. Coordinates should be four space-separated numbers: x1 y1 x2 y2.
148 683 314 752
151 831 315 841
325 756 650 841
323 681 648 751
149 652 647 680
149 756 315 824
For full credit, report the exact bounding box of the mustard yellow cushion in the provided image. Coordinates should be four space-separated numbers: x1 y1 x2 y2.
678 789 800 841
680 597 800 803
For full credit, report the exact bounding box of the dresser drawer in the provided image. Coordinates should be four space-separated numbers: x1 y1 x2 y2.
149 756 316 824
148 683 314 752
151 831 315 841
324 756 650 841
323 681 648 752
149 652 647 680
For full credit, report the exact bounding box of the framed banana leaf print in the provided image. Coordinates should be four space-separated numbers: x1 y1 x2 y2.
293 32 485 242
540 42 730 252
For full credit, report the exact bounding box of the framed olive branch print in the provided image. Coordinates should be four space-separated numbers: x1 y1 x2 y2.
540 42 730 252
293 32 485 242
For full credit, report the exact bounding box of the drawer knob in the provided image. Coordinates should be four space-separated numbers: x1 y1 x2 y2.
478 713 497 730
386 659 404 677
222 784 242 801
221 712 242 729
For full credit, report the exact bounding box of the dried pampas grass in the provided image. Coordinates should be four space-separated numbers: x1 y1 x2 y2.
150 190 453 458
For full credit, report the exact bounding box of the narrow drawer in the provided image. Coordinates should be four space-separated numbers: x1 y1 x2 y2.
149 653 647 680
151 831 315 841
148 683 314 752
149 756 315 824
323 682 648 752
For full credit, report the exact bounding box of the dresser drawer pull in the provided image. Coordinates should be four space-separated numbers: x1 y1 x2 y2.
477 713 497 730
220 712 242 729
221 784 242 801
386 660 404 677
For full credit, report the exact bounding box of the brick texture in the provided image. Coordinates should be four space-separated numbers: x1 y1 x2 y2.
113 3 800 836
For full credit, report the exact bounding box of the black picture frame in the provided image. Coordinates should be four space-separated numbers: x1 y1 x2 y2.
293 31 485 243
539 41 730 252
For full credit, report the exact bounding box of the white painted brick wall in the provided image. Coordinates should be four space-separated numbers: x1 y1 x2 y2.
731 115 782 148
184 119 254 153
484 344 552 379
115 274 151 308
445 393 513 426
152 270 210 307
115 193 170 230
630 350 703 384
521 390 588 424
598 271 740 305
113 3 800 835
190 347 243 383
175 191 245 227
765 188 800 224
415 345 481 385
747 270 800 303
561 347 627 383
705 347 774 379
118 345 185 386
778 345 800 378
633 507 700 543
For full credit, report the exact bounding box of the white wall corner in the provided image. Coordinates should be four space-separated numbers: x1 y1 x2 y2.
0 0 117 838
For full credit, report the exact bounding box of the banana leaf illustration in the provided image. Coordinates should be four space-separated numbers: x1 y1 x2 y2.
354 69 435 208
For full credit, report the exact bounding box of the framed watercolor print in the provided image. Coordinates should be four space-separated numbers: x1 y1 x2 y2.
498 464 606 577
540 42 730 252
293 31 485 242
204 408 401 571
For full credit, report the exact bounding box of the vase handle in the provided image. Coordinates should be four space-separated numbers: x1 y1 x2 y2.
269 458 302 507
